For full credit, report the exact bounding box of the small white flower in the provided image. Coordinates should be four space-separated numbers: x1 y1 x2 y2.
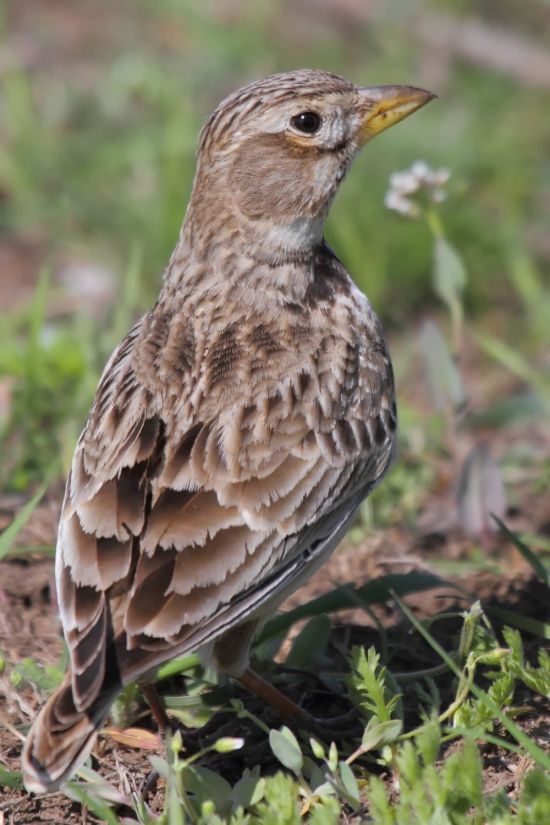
410 159 431 181
385 160 451 216
384 189 420 217
388 170 419 196
430 168 451 187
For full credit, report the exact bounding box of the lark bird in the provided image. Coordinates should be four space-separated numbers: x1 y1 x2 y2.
22 69 434 792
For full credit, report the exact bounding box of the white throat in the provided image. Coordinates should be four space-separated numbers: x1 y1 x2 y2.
262 215 325 253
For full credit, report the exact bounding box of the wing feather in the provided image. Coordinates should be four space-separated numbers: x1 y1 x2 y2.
53 308 395 716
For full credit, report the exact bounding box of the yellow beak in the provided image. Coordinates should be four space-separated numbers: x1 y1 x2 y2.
357 85 436 145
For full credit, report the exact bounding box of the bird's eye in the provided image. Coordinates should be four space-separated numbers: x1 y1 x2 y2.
290 111 321 134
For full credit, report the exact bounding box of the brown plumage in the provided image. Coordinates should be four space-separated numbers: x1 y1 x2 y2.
21 69 434 792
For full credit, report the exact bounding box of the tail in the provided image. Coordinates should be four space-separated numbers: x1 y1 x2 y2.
21 674 117 793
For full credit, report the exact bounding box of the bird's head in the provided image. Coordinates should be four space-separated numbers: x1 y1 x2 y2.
184 70 435 265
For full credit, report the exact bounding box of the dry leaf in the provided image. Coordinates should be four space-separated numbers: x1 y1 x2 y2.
102 726 163 750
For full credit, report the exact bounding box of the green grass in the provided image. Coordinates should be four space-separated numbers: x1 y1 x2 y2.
1 1 549 312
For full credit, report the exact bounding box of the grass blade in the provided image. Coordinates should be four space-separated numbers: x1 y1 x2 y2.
0 763 23 789
492 515 549 585
260 572 446 642
487 606 550 640
475 332 550 412
154 653 201 682
0 478 50 560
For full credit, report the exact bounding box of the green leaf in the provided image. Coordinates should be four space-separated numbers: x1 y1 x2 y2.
366 775 393 824
475 332 550 412
181 765 232 815
338 761 360 806
415 716 441 766
518 768 550 821
361 719 403 752
69 766 129 805
432 235 467 310
10 657 64 691
231 770 265 809
167 775 186 825
420 320 466 410
253 772 301 825
349 646 400 723
464 392 544 430
0 764 23 789
285 614 331 669
517 647 550 697
64 778 126 825
148 755 170 781
269 727 303 774
394 593 550 771
154 653 201 682
309 795 341 825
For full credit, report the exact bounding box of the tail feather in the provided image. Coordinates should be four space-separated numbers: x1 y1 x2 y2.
21 628 170 793
21 675 116 793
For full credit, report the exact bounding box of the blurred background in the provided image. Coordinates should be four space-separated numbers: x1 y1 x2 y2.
0 0 548 551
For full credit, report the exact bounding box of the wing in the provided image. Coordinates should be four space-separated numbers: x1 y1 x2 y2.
56 310 396 712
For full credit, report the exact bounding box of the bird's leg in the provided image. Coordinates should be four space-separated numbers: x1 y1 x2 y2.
236 667 308 724
140 683 174 735
235 667 359 740
141 666 359 761
139 681 210 800
138 683 170 800
140 682 229 745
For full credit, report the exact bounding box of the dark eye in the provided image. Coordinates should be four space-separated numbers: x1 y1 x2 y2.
291 111 321 134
